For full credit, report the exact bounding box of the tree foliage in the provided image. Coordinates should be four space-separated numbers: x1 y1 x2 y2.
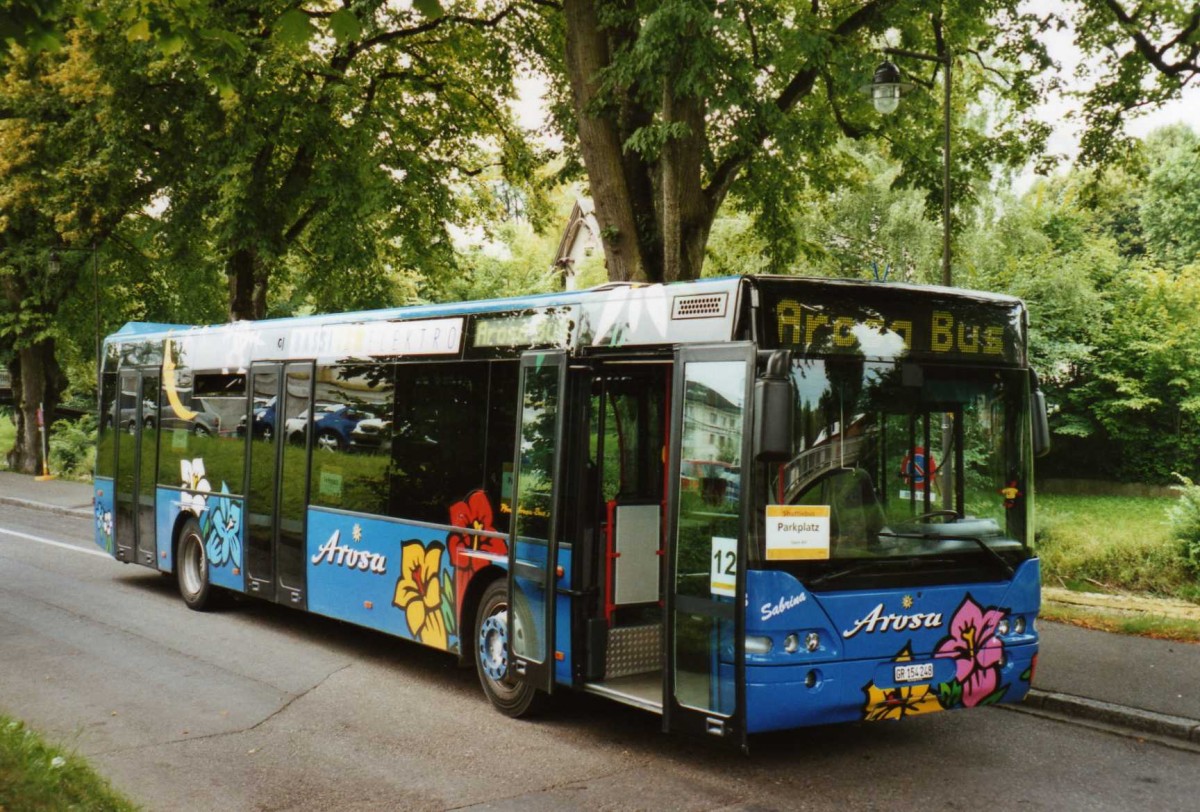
114 0 548 320
1074 0 1200 166
531 0 1055 283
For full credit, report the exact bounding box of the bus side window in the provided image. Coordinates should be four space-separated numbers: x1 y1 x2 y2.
308 364 393 516
389 362 489 524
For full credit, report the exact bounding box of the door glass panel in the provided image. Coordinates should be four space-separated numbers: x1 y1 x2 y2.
246 368 280 588
511 362 559 664
674 360 745 716
278 364 311 593
137 373 160 562
114 372 138 554
96 373 117 480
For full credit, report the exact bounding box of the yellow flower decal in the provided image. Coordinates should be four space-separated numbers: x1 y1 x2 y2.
862 645 944 722
392 541 448 650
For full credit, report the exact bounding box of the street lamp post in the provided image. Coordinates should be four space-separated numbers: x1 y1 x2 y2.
864 48 953 288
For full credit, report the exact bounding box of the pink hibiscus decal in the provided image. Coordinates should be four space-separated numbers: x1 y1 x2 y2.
934 595 1006 707
447 490 506 614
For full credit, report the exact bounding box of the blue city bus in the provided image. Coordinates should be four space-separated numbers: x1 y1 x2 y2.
92 275 1049 748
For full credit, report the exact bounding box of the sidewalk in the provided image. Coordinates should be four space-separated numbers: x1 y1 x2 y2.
1 471 1197 744
0 470 94 517
1028 620 1200 744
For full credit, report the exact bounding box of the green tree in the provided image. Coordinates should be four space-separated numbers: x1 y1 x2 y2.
0 21 198 472
1138 125 1200 269
537 0 1053 283
130 0 545 320
1074 1 1200 166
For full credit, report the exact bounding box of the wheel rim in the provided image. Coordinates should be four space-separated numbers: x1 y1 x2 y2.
316 433 338 452
479 612 509 682
181 533 205 598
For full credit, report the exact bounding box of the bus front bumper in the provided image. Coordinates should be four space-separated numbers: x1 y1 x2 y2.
744 641 1038 733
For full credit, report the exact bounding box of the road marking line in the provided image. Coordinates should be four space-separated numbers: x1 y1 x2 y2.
0 527 111 559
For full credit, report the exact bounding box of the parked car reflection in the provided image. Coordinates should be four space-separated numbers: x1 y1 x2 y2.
237 396 276 441
285 403 379 452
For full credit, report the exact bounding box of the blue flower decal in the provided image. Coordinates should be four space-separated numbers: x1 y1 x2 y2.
94 501 113 553
202 483 242 568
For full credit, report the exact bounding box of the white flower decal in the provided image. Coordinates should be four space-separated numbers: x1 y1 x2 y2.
180 457 212 515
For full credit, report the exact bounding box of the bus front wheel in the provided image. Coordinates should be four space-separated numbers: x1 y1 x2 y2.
474 579 544 718
177 519 216 611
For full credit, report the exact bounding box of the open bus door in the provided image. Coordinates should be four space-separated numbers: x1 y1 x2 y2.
507 350 568 694
663 343 753 748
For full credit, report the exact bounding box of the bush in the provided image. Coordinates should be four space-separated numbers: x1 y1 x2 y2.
49 414 97 481
1168 474 1200 575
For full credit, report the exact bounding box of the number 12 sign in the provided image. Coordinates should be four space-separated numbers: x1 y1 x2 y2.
710 536 737 597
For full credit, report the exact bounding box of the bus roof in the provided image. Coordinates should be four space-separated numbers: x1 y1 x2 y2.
104 275 1027 368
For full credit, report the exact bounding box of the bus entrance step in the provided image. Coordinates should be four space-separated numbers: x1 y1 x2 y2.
606 623 661 680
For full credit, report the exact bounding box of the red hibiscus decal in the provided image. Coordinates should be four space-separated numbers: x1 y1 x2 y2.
448 490 506 614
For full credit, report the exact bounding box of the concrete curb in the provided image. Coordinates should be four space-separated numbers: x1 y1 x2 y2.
0 495 92 519
1022 688 1200 745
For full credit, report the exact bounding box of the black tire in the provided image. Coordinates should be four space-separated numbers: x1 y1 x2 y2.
474 579 545 718
177 519 216 611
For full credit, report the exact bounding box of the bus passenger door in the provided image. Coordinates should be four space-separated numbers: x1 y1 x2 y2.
507 350 568 694
244 361 316 607
114 368 159 566
663 344 752 747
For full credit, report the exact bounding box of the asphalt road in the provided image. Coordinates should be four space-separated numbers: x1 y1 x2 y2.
2 501 1198 811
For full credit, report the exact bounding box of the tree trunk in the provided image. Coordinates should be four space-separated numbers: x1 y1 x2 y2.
564 0 655 282
660 82 711 282
226 247 264 321
6 340 66 475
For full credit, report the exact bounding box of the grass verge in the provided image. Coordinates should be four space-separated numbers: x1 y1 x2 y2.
1040 603 1200 644
1036 492 1200 604
0 713 137 811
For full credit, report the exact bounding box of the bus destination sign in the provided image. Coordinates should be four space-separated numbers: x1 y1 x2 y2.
470 307 576 351
761 285 1023 365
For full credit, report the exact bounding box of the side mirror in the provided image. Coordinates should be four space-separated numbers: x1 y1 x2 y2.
1031 370 1051 458
755 351 794 462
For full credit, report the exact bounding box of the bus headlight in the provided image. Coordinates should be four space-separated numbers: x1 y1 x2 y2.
783 633 800 654
804 631 820 652
1014 616 1026 634
997 618 1011 636
746 635 773 655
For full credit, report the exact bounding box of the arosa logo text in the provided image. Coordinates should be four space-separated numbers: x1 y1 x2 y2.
311 529 388 574
842 602 944 639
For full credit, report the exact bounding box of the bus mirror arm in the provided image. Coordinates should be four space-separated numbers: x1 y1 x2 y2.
1030 369 1051 459
755 350 794 462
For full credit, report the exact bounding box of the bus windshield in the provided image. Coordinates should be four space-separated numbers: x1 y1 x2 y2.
766 358 1032 566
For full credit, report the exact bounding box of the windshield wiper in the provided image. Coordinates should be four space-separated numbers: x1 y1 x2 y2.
807 555 960 588
876 530 1015 578
807 562 876 588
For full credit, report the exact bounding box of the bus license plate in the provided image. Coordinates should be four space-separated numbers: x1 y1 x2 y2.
894 663 934 683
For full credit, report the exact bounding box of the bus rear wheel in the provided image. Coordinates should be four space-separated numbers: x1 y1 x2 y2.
474 579 543 718
177 519 216 611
